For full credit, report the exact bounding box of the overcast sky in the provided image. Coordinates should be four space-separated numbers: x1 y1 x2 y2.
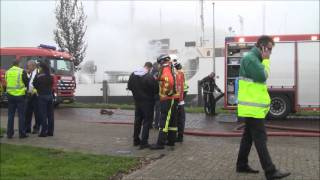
1 0 319 76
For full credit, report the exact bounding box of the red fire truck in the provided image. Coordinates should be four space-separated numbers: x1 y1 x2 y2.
0 44 76 105
224 34 320 119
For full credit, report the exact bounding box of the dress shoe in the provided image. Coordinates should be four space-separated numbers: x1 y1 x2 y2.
149 144 165 150
236 166 259 174
139 144 150 150
38 133 47 137
19 134 29 139
47 133 54 136
7 135 13 139
266 170 291 180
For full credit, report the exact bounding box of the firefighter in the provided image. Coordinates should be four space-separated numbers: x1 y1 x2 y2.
236 35 290 180
172 58 187 142
25 60 40 134
200 72 223 115
150 54 179 150
127 62 159 149
33 61 54 137
5 60 29 138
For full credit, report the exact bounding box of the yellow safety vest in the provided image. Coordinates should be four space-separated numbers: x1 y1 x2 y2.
5 66 26 96
237 59 271 119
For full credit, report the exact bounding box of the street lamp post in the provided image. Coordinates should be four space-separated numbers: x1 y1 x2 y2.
212 2 215 74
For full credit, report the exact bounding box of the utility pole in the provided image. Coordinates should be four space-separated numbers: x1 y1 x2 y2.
212 2 215 74
200 0 205 47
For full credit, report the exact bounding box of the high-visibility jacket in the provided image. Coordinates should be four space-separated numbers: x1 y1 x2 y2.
5 66 26 96
237 47 271 119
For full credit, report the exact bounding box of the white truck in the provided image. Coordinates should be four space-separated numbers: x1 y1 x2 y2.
224 34 320 119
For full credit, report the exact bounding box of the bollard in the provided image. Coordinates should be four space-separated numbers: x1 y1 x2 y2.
102 80 109 104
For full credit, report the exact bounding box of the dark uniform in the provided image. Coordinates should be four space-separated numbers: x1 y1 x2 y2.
33 69 54 137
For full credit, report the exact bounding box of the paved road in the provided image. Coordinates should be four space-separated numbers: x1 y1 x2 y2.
1 108 319 180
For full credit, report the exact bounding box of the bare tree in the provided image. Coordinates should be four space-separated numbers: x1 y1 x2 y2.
54 0 87 70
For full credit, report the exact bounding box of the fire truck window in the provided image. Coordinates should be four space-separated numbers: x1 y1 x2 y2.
0 55 16 70
57 60 72 71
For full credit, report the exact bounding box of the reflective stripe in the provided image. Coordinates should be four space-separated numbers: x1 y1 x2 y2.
238 101 269 108
239 76 254 82
168 127 177 131
16 70 22 88
163 99 174 133
239 76 266 85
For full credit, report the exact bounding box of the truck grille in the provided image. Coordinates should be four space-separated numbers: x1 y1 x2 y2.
57 80 76 90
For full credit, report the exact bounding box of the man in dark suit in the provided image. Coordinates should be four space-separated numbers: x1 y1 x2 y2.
25 60 40 134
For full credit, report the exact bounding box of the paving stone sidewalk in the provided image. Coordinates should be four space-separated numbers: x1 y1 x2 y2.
1 108 319 180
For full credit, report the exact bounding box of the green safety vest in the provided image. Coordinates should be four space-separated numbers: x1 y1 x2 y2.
237 59 271 119
5 66 26 96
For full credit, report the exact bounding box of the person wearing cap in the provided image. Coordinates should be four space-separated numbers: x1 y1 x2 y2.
172 58 186 142
150 54 179 150
127 62 159 149
5 60 29 138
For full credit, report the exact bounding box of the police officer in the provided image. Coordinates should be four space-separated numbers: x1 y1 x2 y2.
236 35 290 180
5 60 29 138
33 61 54 137
150 54 179 150
25 60 40 134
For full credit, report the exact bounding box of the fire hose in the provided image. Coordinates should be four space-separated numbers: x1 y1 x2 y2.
96 121 320 137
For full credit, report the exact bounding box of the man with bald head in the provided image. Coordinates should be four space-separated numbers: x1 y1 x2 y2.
25 60 40 134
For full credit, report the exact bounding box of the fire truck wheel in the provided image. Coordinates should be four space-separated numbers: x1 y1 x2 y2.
268 95 291 120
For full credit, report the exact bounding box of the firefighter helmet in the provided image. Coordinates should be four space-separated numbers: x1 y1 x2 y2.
157 54 171 64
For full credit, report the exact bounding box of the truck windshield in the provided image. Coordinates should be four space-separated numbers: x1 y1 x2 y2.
50 59 74 76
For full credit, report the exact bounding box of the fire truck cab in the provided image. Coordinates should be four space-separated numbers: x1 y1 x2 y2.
0 44 76 105
224 34 320 119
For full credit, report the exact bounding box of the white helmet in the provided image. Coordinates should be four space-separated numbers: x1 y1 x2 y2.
169 54 178 61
